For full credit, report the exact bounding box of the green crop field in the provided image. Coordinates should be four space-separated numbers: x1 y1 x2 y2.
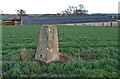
2 25 119 77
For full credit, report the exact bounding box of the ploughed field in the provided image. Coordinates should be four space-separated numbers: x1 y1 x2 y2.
2 25 119 77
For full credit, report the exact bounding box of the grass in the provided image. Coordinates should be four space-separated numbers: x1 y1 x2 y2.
2 25 119 77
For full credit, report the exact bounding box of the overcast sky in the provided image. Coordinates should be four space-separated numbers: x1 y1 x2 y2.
0 0 120 14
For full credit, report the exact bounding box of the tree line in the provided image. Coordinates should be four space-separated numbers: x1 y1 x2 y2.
58 4 88 15
16 4 88 20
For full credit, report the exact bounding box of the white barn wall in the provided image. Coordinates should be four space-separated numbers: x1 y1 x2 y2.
112 22 119 26
58 22 119 27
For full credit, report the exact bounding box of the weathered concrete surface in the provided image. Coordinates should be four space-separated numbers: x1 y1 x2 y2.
35 25 60 63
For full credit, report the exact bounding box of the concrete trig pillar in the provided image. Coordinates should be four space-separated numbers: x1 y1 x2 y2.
35 25 60 63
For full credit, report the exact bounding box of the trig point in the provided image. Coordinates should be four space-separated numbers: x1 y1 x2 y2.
35 25 60 63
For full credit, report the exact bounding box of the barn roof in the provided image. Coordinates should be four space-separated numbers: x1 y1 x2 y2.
22 15 117 25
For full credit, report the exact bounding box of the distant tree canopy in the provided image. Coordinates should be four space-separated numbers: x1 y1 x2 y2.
59 4 88 15
16 9 26 20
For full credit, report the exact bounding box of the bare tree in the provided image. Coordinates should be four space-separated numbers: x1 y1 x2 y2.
60 4 88 15
16 9 26 20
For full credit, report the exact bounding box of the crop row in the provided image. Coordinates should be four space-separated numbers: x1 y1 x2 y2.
2 25 119 77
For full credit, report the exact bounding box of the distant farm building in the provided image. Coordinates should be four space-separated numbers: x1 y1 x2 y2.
102 14 120 20
22 15 119 27
91 13 120 20
2 18 21 25
1 14 119 26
